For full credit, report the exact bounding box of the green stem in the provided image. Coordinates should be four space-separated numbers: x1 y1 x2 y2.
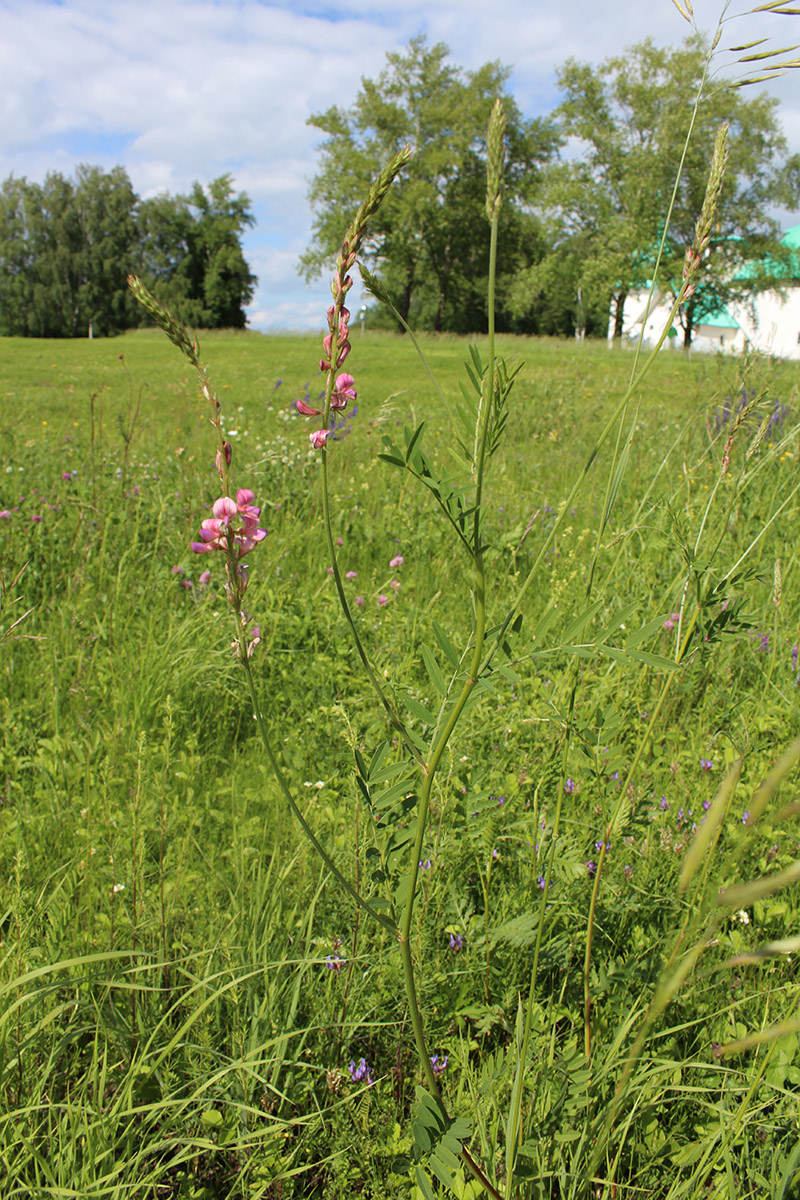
321 450 423 766
396 209 500 1191
236 611 394 935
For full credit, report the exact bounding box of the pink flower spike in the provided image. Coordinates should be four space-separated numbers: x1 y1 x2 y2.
296 398 322 416
310 429 330 449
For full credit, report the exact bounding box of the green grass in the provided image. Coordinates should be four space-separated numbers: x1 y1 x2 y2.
1 331 799 1199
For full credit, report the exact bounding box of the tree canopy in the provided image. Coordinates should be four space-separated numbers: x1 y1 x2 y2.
510 36 800 345
304 34 799 343
301 35 561 334
0 169 256 337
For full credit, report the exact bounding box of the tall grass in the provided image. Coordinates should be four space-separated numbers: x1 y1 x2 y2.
3 22 800 1194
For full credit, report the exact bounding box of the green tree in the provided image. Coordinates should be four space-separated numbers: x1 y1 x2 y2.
301 35 559 333
517 36 800 345
0 168 256 336
136 175 256 330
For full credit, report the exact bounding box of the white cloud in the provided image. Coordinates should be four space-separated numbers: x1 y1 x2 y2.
1 0 798 331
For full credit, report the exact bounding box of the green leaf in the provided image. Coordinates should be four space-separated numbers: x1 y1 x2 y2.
399 692 437 727
421 645 448 696
415 1167 437 1200
433 620 460 668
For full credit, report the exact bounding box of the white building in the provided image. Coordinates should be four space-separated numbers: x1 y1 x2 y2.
610 224 800 360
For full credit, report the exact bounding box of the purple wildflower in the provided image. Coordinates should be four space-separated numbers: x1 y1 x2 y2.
430 1054 448 1077
348 1058 373 1085
564 778 576 794
449 933 463 953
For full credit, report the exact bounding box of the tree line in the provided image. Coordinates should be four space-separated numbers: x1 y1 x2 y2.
302 34 800 345
0 169 256 338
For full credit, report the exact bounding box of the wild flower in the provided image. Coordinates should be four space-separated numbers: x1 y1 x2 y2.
325 954 345 972
354 596 364 607
586 860 597 876
389 554 404 568
663 612 680 631
345 570 357 579
377 594 388 607
742 810 751 824
623 864 634 879
390 579 401 591
430 1054 448 1076
700 758 714 771
419 859 432 870
564 778 576 793
537 875 546 890
449 933 463 952
191 490 267 562
348 1058 373 1085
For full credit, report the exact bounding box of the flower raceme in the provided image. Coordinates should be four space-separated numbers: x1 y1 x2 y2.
191 489 267 560
296 371 358 448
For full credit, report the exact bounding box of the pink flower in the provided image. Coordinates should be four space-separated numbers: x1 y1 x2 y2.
390 579 400 591
345 570 357 579
355 595 364 607
310 430 329 449
389 554 404 568
199 569 212 587
191 492 267 559
377 594 388 607
331 373 357 411
0 510 11 519
296 398 321 416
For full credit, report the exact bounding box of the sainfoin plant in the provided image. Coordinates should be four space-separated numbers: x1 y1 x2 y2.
127 17 800 1199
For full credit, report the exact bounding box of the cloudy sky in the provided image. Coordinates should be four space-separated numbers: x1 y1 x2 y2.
2 0 798 331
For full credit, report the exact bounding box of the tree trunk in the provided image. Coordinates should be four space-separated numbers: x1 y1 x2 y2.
682 299 694 350
612 289 628 340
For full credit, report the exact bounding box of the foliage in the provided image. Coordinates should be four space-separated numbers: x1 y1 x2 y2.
512 34 800 344
300 35 560 334
0 168 256 337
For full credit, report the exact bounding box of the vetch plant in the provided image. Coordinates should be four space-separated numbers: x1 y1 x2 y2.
128 17 800 1195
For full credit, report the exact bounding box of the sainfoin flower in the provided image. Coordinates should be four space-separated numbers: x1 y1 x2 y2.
191 489 267 558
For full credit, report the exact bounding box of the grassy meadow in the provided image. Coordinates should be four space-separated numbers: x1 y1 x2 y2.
1 328 800 1198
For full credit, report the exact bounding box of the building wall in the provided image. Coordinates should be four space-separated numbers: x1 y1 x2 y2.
610 286 800 360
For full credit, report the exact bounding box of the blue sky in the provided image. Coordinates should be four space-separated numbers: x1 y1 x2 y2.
1 0 798 330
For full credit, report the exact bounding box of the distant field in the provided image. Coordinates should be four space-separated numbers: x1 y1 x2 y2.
1 330 799 1198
